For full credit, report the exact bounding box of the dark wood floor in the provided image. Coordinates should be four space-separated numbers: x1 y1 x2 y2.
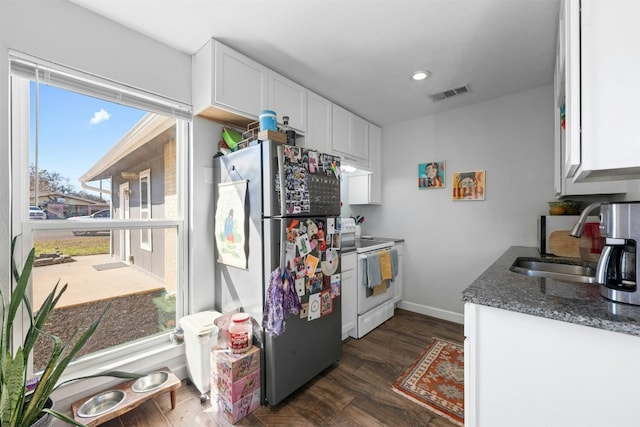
99 309 464 426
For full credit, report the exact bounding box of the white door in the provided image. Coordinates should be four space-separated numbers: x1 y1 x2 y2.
119 182 131 264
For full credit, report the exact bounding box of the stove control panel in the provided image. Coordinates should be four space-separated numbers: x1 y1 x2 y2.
341 217 357 234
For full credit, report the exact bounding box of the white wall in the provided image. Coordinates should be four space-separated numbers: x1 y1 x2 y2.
352 85 555 321
189 117 223 313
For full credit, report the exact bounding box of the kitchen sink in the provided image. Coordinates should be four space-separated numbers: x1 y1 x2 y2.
510 257 597 284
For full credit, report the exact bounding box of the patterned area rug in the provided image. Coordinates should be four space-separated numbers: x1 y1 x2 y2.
392 337 464 426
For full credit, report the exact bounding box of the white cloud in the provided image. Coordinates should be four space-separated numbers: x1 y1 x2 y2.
90 109 111 125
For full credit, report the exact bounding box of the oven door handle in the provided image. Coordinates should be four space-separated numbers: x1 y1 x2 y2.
358 249 391 261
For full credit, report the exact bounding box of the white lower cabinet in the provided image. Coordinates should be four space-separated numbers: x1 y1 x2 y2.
341 252 357 340
392 243 403 304
464 303 640 427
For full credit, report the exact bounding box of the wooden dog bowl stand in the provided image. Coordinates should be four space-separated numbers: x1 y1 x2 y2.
71 367 181 426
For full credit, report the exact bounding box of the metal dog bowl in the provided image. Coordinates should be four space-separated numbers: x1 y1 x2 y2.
131 371 170 393
77 390 126 418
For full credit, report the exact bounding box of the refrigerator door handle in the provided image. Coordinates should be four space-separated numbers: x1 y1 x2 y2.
276 144 286 215
280 218 287 271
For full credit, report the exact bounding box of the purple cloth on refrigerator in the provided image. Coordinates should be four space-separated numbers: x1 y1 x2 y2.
283 268 302 316
263 267 302 336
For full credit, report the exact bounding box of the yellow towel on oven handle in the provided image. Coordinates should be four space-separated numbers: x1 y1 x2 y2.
379 250 392 280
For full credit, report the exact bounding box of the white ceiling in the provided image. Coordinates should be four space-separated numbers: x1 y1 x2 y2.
68 0 560 127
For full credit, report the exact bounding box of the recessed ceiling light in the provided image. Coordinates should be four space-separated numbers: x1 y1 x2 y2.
411 70 430 81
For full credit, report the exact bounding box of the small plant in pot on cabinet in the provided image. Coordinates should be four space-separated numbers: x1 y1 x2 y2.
0 237 141 426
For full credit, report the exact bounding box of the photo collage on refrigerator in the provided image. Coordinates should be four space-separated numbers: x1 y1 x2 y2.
279 145 341 214
285 217 341 321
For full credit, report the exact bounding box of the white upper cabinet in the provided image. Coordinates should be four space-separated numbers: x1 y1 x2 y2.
350 114 369 161
268 71 307 133
305 91 332 152
561 0 640 183
578 0 640 180
563 0 580 179
193 39 382 184
193 39 268 126
368 124 382 203
332 104 350 153
553 0 627 195
332 104 369 168
348 124 381 205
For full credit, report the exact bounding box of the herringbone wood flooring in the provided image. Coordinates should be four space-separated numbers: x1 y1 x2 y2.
99 309 464 426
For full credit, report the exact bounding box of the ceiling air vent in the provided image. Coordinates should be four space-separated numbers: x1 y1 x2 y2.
428 84 472 102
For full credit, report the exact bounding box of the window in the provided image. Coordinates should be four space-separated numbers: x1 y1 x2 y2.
139 169 152 251
10 51 190 374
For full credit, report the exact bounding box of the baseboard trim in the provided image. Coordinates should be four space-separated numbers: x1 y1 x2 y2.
397 301 464 324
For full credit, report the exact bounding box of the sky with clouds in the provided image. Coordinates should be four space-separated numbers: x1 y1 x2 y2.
30 82 146 198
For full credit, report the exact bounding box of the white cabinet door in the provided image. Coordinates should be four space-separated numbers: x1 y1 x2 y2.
305 91 332 152
368 124 381 204
348 124 381 205
552 1 626 195
350 114 369 161
392 243 403 304
214 41 268 118
563 0 581 178
332 104 350 155
348 174 370 205
341 252 357 340
193 39 268 125
268 71 307 133
577 0 640 180
465 303 640 427
332 104 369 168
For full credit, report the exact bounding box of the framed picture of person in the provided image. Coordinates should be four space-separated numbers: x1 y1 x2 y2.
452 170 485 200
418 161 446 189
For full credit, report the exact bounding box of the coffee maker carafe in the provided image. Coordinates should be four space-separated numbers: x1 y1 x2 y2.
596 202 639 305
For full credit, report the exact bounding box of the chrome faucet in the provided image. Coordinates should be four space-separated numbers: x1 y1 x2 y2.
569 202 602 238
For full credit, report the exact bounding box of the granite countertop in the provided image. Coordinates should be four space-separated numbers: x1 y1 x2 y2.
462 246 640 337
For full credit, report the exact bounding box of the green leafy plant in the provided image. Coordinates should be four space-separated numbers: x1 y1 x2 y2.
1 238 141 426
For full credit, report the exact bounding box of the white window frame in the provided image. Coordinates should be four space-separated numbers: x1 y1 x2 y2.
9 51 191 389
139 168 152 251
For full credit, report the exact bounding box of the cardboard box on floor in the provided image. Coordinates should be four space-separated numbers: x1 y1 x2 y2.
211 345 261 424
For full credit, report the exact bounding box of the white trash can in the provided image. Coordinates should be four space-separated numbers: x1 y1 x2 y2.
180 310 222 401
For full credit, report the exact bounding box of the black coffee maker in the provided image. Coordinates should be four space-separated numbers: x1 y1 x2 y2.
595 202 639 304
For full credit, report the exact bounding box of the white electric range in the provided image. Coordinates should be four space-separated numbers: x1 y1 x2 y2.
341 218 395 338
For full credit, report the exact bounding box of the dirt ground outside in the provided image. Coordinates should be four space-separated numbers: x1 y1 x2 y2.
30 238 177 371
33 288 173 372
